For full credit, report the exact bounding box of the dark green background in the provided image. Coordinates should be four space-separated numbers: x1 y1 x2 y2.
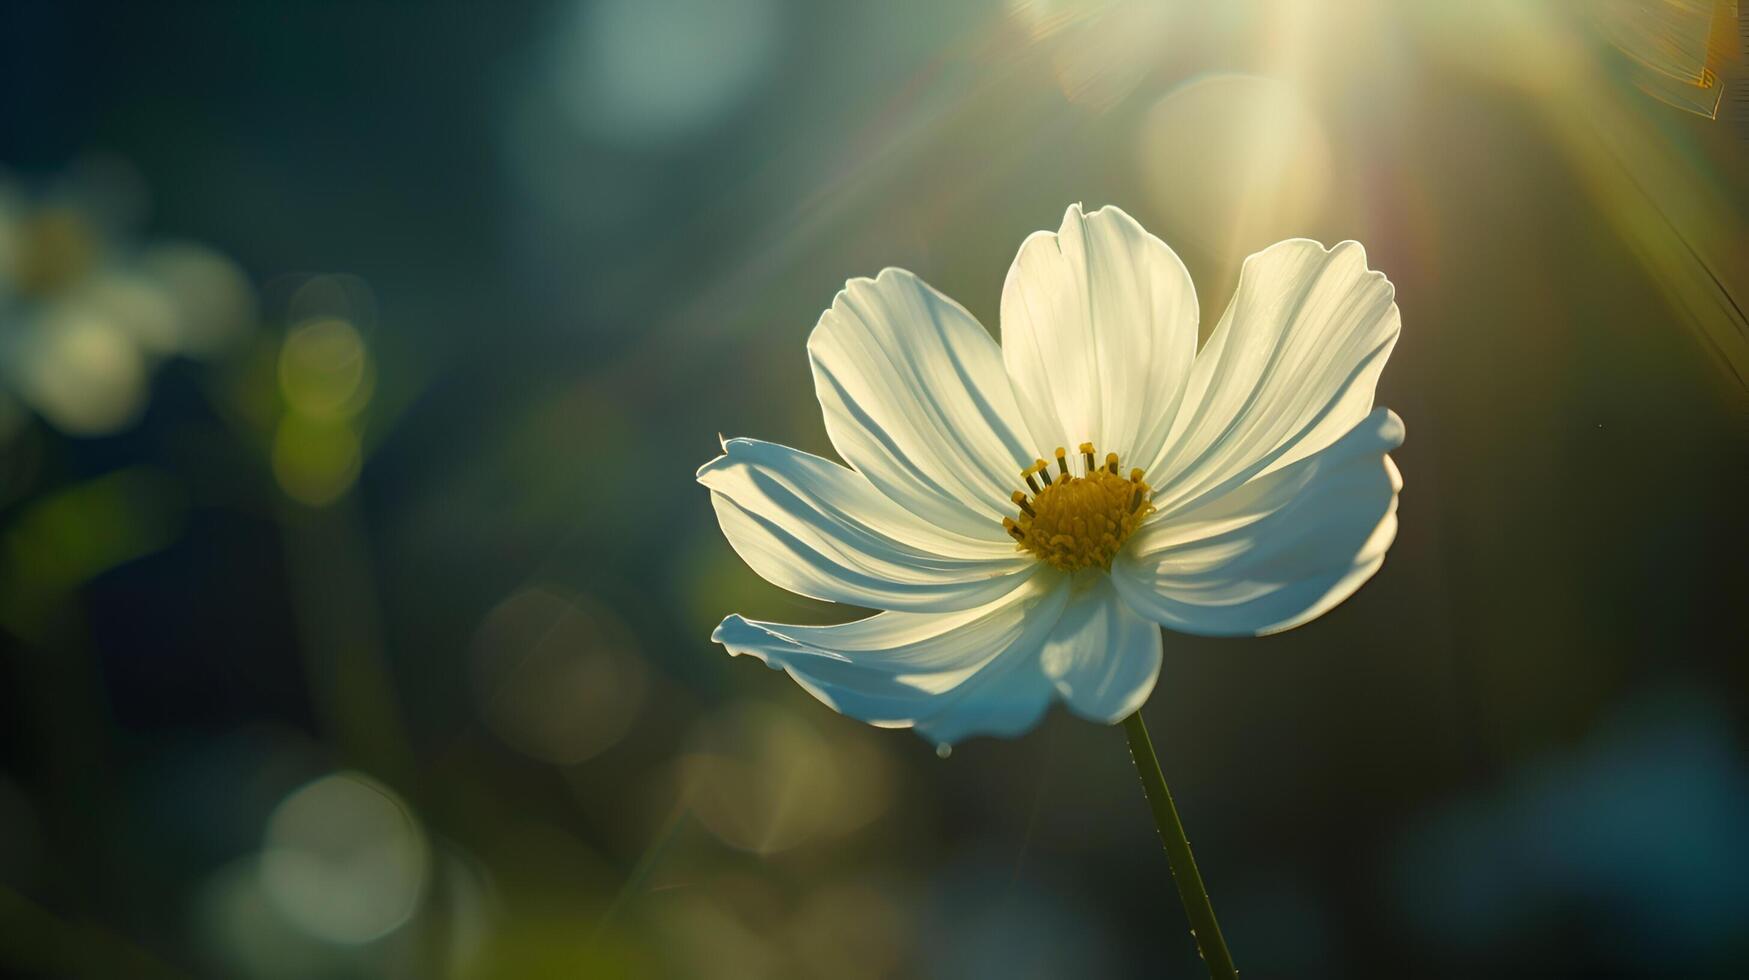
3 1 1746 976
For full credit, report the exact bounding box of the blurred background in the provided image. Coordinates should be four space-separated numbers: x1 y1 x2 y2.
1 1 1746 977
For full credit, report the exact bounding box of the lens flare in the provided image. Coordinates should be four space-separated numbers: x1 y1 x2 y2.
1136 73 1333 259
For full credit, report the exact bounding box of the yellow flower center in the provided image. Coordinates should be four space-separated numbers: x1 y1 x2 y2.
15 208 99 298
1003 442 1154 572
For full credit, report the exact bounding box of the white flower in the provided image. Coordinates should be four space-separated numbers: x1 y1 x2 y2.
700 204 1402 748
0 171 254 438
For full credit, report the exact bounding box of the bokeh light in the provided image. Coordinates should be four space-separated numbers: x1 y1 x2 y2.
3 305 147 435
198 856 356 980
471 586 648 767
4 3 1747 977
271 414 363 506
1392 688 1749 966
278 317 373 420
270 290 375 505
678 702 896 855
71 268 181 354
259 772 429 945
139 242 257 355
0 163 256 439
785 875 916 980
645 875 784 979
552 0 781 147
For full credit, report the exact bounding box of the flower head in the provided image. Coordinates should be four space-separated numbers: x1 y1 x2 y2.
700 204 1403 748
0 168 255 439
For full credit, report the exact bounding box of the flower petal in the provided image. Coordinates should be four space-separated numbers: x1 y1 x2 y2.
1 306 149 435
1142 239 1399 518
699 438 1035 613
809 268 1039 542
713 573 1071 746
1000 204 1198 467
1038 576 1162 723
1112 408 1404 637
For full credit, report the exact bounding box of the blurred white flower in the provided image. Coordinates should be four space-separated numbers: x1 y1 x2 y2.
0 168 254 437
702 204 1403 748
1591 0 1733 118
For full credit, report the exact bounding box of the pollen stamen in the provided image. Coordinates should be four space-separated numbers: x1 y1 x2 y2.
1003 442 1154 571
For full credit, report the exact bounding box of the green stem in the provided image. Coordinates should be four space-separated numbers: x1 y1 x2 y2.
1122 710 1238 979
